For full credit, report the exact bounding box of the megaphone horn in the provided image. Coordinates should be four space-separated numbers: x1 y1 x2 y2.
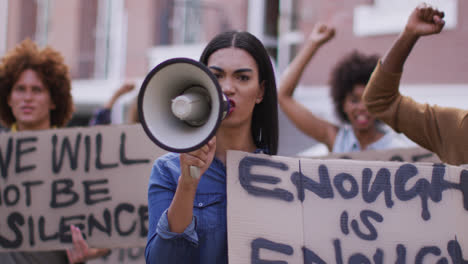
138 58 230 177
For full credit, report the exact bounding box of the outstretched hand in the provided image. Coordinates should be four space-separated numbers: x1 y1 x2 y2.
66 225 111 263
405 3 445 37
308 22 335 46
105 83 136 109
115 83 136 98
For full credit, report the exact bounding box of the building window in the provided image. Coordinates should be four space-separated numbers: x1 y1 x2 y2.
277 0 300 73
0 0 9 56
77 0 98 79
19 0 37 42
247 0 279 61
354 0 458 36
75 0 126 80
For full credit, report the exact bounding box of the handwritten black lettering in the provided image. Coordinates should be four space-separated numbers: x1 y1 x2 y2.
251 237 293 264
4 184 20 206
83 179 111 205
50 179 79 208
84 135 91 172
0 212 24 248
0 137 13 179
115 203 136 236
88 209 112 237
291 164 334 202
394 163 461 221
120 133 150 165
350 210 383 241
333 173 358 199
460 170 468 210
340 211 349 235
15 137 37 174
395 244 406 264
52 134 81 173
39 216 59 241
348 253 371 264
95 133 118 170
239 156 293 202
415 247 445 264
303 247 326 264
59 215 86 242
448 239 468 263
362 168 394 208
138 205 148 237
27 216 34 247
22 181 43 207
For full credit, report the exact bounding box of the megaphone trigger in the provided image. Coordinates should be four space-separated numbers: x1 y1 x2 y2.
190 165 201 179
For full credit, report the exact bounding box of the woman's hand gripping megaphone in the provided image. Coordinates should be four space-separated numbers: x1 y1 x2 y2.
180 137 216 181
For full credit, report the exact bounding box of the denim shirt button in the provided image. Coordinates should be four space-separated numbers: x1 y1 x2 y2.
198 202 203 207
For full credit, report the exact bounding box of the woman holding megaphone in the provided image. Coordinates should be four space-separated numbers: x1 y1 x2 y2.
145 31 278 264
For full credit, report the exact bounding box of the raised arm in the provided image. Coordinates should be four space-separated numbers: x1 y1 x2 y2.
381 3 445 73
363 3 468 165
89 83 135 125
278 23 338 150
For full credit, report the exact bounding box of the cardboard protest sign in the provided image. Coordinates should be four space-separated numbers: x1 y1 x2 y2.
316 146 441 163
0 124 165 252
227 150 468 263
88 247 145 264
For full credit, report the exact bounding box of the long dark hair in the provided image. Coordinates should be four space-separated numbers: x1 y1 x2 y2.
199 31 278 155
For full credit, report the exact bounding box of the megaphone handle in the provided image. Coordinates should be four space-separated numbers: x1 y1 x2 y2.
190 165 200 179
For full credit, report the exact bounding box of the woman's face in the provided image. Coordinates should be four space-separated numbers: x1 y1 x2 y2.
7 69 55 130
207 47 264 128
342 84 376 132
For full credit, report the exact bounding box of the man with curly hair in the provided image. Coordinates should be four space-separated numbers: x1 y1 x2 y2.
279 23 414 153
0 39 110 263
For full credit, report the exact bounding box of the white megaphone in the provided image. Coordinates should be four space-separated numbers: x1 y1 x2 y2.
138 58 230 178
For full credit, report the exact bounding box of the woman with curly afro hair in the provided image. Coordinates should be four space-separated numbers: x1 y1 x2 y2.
0 39 74 131
279 23 414 153
0 39 111 263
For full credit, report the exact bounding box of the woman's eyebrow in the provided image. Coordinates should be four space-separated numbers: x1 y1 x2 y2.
209 66 224 72
234 68 253 74
209 66 253 74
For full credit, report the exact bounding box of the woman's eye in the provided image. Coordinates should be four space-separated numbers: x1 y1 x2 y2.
32 86 43 93
238 75 250 81
14 86 25 92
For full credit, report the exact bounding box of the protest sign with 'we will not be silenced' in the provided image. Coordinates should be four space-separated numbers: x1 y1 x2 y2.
0 124 165 252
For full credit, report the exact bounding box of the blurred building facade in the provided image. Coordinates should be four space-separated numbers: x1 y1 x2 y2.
1 0 466 155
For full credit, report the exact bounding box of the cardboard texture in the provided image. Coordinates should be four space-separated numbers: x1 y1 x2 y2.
0 124 165 252
227 150 467 263
87 247 145 264
316 146 442 163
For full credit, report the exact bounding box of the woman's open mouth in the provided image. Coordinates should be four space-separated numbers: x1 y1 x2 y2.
228 99 235 115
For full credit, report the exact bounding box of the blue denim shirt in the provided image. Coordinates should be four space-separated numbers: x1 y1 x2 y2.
145 152 228 264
